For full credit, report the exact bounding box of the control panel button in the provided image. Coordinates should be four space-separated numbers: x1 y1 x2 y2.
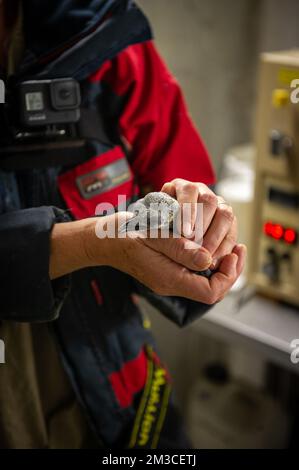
262 248 280 283
272 88 289 108
269 129 292 157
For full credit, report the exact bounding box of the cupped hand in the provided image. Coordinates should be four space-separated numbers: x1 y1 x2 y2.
162 179 239 269
87 212 246 305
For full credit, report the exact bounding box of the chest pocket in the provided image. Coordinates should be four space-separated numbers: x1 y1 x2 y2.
58 145 139 220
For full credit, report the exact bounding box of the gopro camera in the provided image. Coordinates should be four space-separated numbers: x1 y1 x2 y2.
19 78 81 127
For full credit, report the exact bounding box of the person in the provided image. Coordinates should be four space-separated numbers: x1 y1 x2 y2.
0 0 246 449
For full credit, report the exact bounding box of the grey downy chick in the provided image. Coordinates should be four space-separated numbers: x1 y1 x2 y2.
119 191 213 278
119 192 180 233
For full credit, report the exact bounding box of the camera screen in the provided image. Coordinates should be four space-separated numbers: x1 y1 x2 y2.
25 92 44 112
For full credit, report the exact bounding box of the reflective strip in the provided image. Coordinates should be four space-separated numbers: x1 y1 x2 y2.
128 346 172 449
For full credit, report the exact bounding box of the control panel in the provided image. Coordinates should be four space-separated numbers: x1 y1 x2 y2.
249 50 299 306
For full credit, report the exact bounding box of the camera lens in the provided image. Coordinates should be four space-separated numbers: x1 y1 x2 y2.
51 79 80 110
59 88 72 101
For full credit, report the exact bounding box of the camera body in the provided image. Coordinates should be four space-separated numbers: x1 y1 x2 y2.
19 78 81 128
0 77 85 164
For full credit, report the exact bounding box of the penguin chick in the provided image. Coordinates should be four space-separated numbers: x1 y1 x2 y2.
119 192 180 233
118 191 213 278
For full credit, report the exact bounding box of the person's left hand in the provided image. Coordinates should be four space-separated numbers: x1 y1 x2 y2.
161 178 239 270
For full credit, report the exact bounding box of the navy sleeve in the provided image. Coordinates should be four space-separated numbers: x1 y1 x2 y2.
135 282 212 328
0 206 71 322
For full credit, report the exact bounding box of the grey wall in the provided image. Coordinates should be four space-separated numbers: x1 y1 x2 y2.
260 0 299 52
137 0 299 174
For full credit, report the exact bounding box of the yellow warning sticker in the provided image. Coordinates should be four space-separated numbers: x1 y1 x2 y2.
278 68 299 86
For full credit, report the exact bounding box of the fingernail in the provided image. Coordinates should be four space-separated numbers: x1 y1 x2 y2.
210 258 218 270
194 250 212 268
183 222 193 238
232 253 238 265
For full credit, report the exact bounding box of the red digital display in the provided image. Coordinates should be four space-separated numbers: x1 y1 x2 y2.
263 222 274 237
271 224 284 240
284 228 297 244
263 221 297 245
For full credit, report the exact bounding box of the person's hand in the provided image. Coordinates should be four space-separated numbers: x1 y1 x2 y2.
50 199 246 305
85 212 246 304
161 179 241 270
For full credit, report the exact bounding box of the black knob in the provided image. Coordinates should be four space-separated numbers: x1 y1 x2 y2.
262 248 279 283
270 130 292 157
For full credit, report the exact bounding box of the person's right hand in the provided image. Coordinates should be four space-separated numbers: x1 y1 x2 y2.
85 212 246 305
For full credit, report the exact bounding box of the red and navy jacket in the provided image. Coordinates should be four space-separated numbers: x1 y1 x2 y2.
0 0 215 447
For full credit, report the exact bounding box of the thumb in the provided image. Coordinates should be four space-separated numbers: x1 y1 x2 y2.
144 236 212 271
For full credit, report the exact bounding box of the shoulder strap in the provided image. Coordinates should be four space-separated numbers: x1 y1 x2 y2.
0 108 114 171
17 7 152 82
